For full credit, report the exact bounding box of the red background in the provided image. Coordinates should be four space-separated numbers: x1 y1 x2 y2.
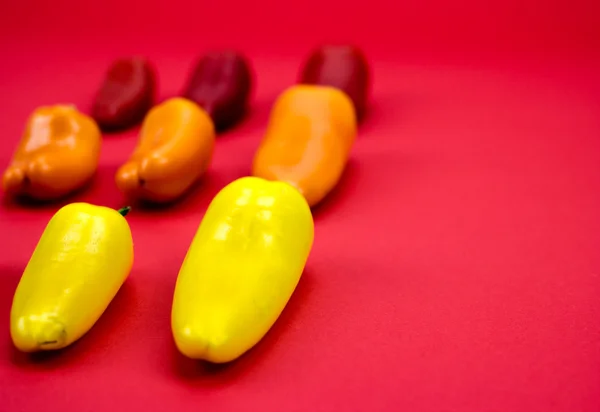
1 1 600 411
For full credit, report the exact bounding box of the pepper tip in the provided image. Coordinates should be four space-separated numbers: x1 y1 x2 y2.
117 206 132 217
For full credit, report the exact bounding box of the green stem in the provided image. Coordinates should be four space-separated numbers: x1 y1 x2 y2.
117 206 132 217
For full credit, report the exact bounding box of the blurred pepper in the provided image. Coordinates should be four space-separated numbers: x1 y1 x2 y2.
115 97 215 204
2 105 101 201
10 203 134 352
172 176 314 363
299 45 370 122
182 50 253 132
92 57 157 131
252 85 357 207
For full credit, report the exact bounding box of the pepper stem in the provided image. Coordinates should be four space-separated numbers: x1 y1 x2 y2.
117 206 132 217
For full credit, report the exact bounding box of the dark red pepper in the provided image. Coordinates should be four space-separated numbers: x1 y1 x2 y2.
91 57 157 131
182 50 253 132
298 45 370 122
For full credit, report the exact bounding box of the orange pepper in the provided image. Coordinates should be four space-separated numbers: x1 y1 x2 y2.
2 105 101 201
252 85 357 207
115 97 215 203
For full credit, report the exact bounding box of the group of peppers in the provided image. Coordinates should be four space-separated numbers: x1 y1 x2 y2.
6 45 370 363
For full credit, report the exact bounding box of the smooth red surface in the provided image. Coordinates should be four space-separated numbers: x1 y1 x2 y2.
1 1 600 411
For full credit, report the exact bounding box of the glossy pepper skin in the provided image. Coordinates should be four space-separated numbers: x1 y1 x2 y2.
171 177 314 363
252 85 357 207
3 105 101 201
92 57 157 131
10 203 134 352
115 97 215 203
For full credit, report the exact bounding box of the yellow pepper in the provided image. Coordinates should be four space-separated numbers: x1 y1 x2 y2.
171 177 314 363
10 203 134 352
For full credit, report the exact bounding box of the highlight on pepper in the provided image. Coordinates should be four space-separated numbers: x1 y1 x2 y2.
252 84 357 207
171 176 314 363
115 97 216 204
2 105 102 201
10 202 134 352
